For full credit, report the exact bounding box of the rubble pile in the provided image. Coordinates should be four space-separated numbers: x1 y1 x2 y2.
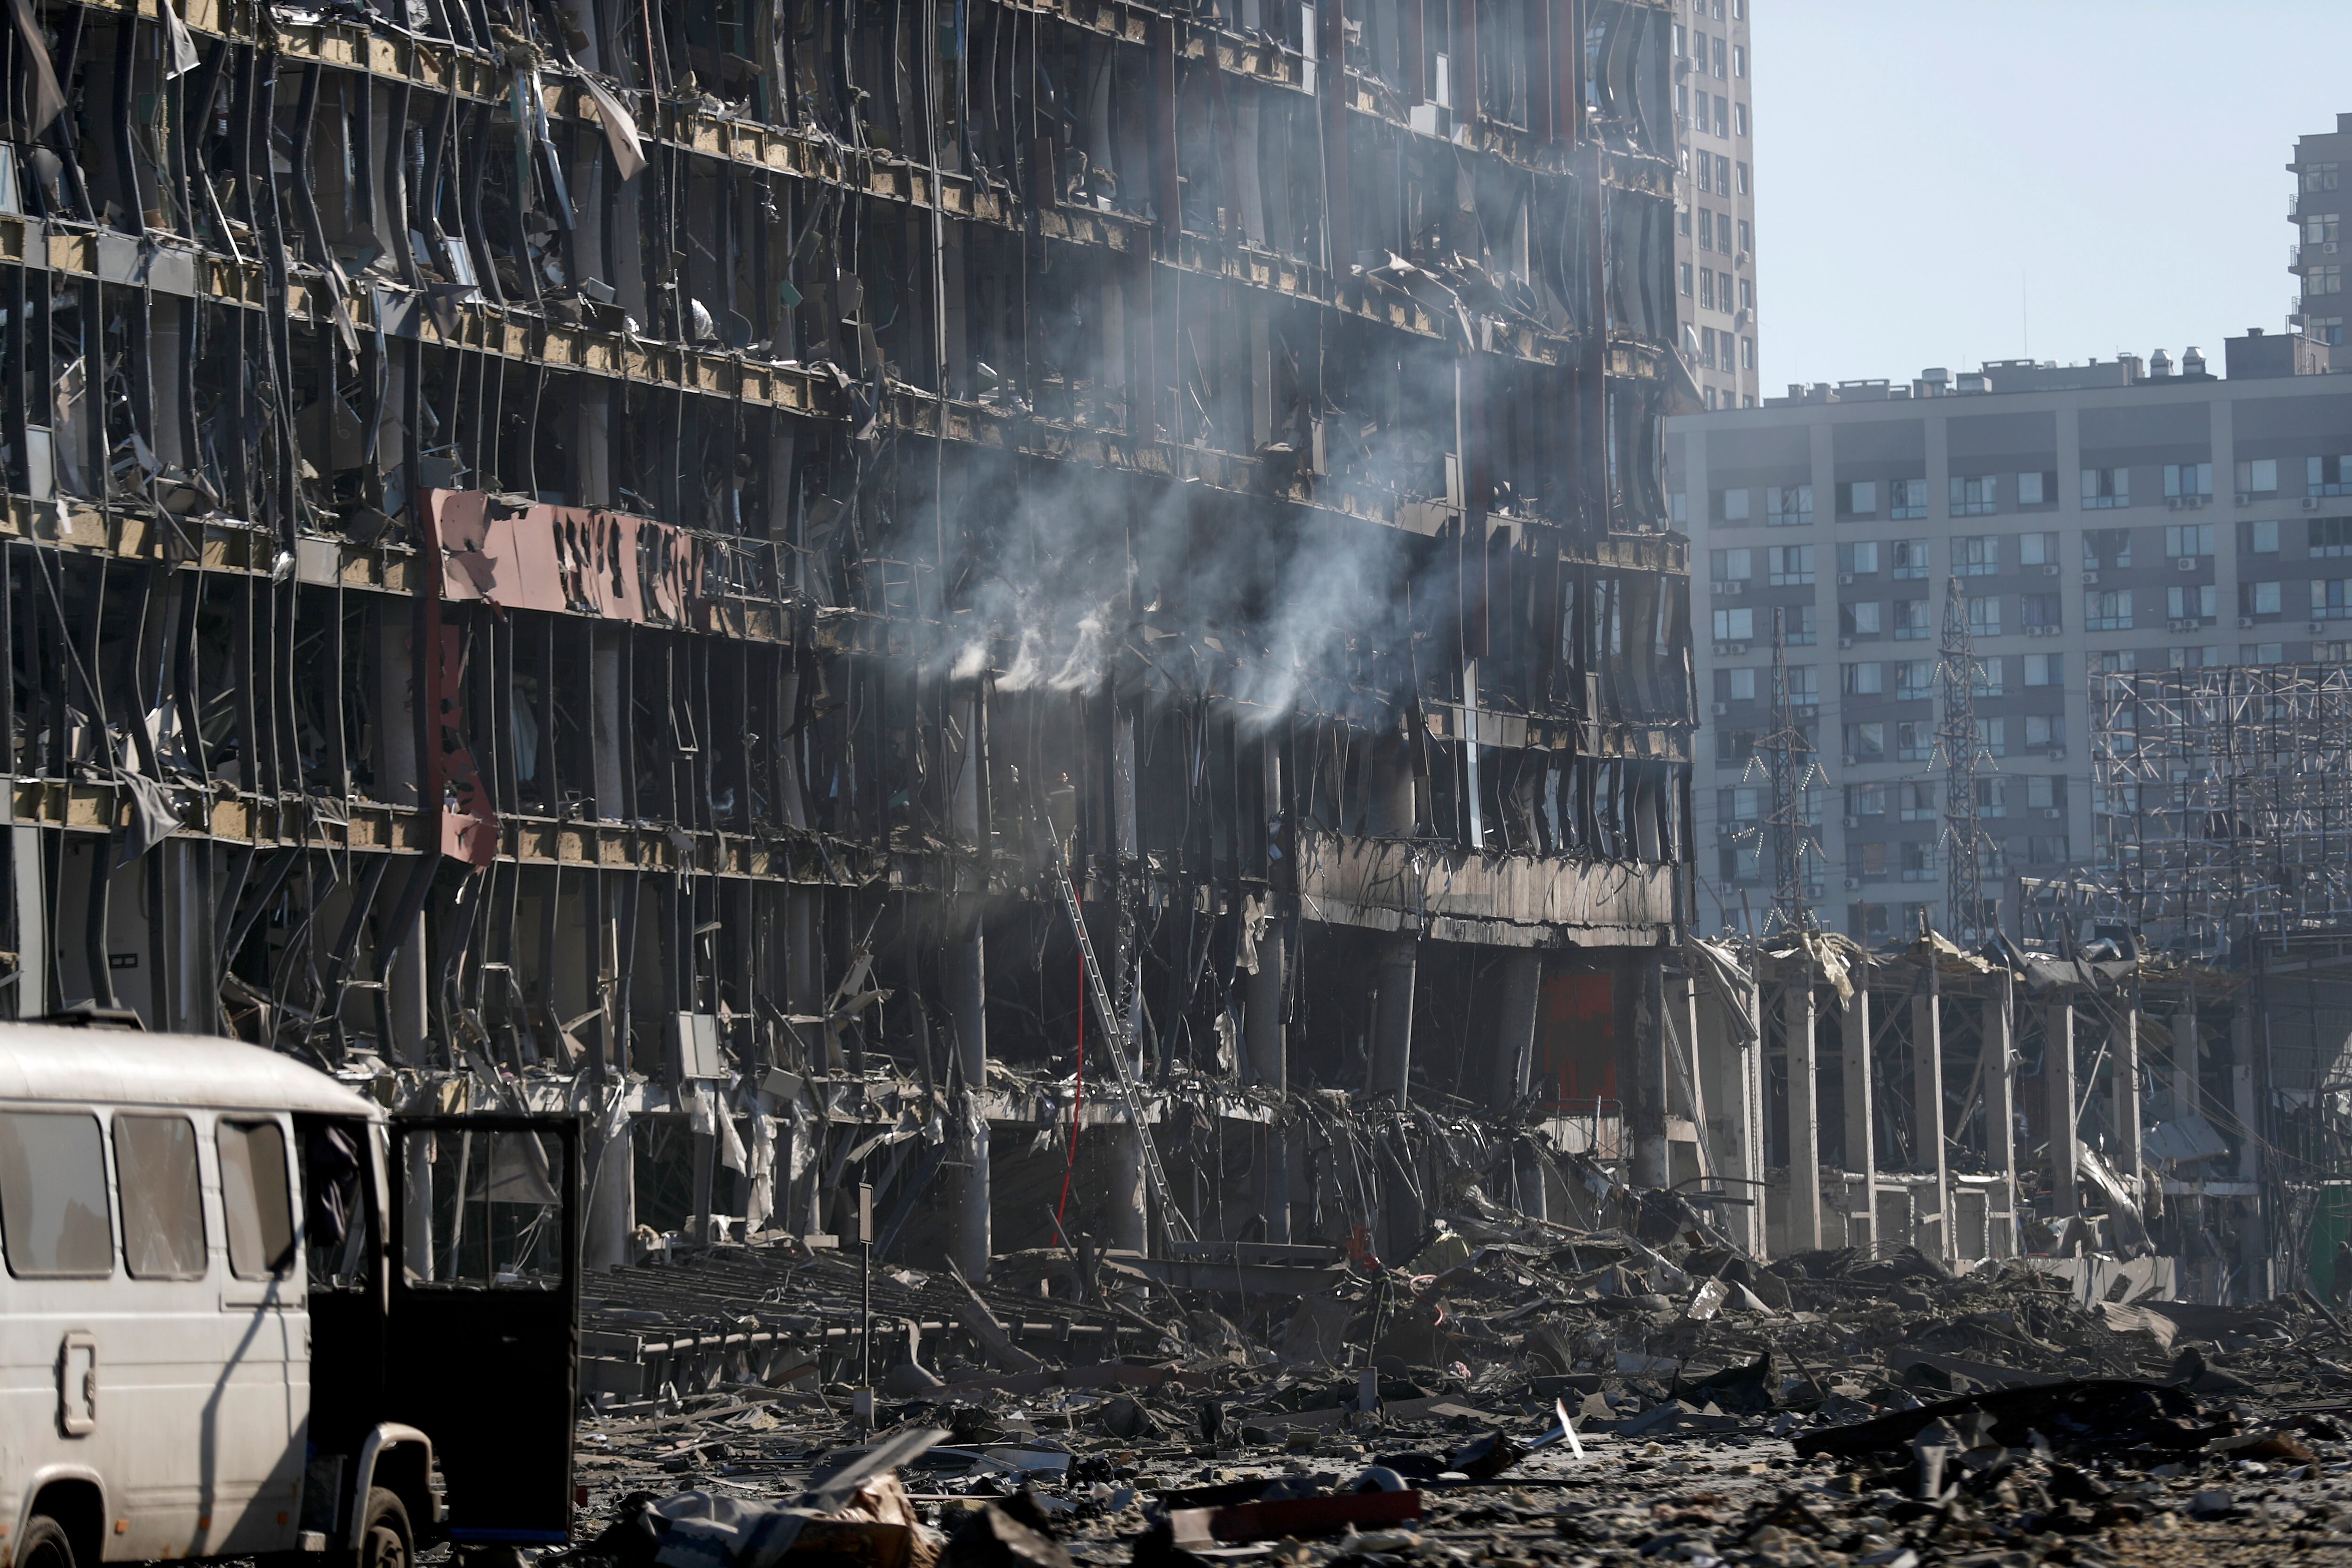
552 1214 2352 1568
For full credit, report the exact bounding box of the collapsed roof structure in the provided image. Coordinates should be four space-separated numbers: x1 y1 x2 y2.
0 0 1704 1266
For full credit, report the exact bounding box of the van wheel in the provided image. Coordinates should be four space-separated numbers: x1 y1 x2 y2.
18 1516 74 1568
357 1487 412 1568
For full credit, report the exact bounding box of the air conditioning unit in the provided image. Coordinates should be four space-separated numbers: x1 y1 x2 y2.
2082 570 2100 585
1838 636 1854 648
2236 492 2252 505
1843 755 1859 767
2049 748 2066 761
2167 497 2185 511
1711 701 1730 716
2239 615 2257 628
2195 494 2212 508
1843 877 1862 891
2042 807 2063 820
2306 497 2324 509
1842 815 1860 828
2176 556 2198 570
2314 622 2329 635
1794 704 1819 719
1716 581 1745 595
2042 564 2060 576
1838 572 1855 585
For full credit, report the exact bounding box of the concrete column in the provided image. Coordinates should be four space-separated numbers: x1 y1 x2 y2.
1739 967 1768 1258
1245 919 1290 1242
2046 999 2080 1222
389 909 429 1066
1491 950 1543 1110
1370 933 1420 1104
1101 1117 1148 1255
1784 976 1821 1252
1840 983 1875 1255
590 632 626 820
2173 989 2201 1123
1985 972 2019 1257
1912 965 1952 1260
585 1105 636 1272
1373 739 1416 836
1630 954 1671 1189
2231 995 2268 1297
2113 985 2143 1189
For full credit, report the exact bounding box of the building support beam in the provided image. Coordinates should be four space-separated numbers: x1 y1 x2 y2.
1912 965 1951 1260
1371 933 1420 1106
1245 916 1290 1242
2113 983 2143 1191
1984 971 2018 1257
2046 999 2080 1228
1784 976 1821 1252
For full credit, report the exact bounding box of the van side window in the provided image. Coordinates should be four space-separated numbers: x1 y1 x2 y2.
0 1111 114 1277
114 1114 207 1279
218 1120 296 1280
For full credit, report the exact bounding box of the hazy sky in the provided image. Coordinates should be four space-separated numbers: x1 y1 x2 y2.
1751 2 2352 392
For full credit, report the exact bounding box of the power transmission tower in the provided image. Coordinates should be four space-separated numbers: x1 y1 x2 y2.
1938 576 1992 940
1744 605 1820 935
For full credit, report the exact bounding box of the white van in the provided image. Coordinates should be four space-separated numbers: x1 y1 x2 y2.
0 1023 579 1568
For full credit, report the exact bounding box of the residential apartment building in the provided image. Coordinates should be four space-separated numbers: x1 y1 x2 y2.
1673 0 1759 410
1668 335 2352 940
2292 113 2352 356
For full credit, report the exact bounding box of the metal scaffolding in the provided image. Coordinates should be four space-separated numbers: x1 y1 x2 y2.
2085 664 2352 958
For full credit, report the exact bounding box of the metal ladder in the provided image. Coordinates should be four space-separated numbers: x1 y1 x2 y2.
1041 834 1195 1244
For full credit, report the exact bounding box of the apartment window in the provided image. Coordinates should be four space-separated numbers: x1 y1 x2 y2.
1669 491 1686 524
1714 95 1730 138
1712 607 1756 641
1838 541 1880 574
1732 0 1743 18
1716 154 1732 192
1842 661 1884 695
1764 485 1813 526
1766 544 1814 585
1700 328 1719 368
2311 265 2344 297
2312 454 2352 495
2243 642 2285 664
2081 466 2130 508
1900 842 1937 883
1976 778 2008 820
1675 82 1690 127
1695 153 1713 193
2244 517 2279 554
1709 547 1752 582
2024 652 2061 687
1980 716 2008 757
1697 208 1714 250
1857 844 1889 880
2312 579 2352 620
1890 478 1929 519
1716 666 1758 701
1894 660 1932 701
2313 518 2352 557
2314 318 2347 348
2017 530 2058 566
1840 601 1882 637
2084 589 2134 631
1784 605 1819 645
1717 843 1761 882
2163 462 2213 498
2303 161 2341 193
1673 21 1686 55
1953 534 2001 575
2021 593 2061 632
2236 457 2279 494
1677 206 1692 238
1786 665 1820 704
1713 35 1726 76
1740 336 1755 371
1891 539 1930 579
1735 161 1749 195
1950 476 1999 517
1734 102 1748 137
1966 594 2001 636
2027 775 2066 811
1703 387 1718 409
1732 42 1745 77
1720 787 1761 822
2242 581 2282 617
1893 598 1931 640
1845 722 1885 759
2164 523 2215 557
1738 277 1752 311
1891 721 1927 762
2025 715 2066 749
2083 528 2132 570
2025 836 2068 864
1718 487 1750 522
1973 657 2006 697
1678 262 1693 296
1716 212 1733 251
1847 783 1886 817
2091 651 2136 675
1837 480 1878 517
2167 584 2217 621
2169 645 2219 669
1699 269 1716 310
1899 781 1939 821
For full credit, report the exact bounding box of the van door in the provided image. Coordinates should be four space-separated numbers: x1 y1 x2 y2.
384 1115 578 1547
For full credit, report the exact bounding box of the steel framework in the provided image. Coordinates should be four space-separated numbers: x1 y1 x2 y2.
2085 664 2352 958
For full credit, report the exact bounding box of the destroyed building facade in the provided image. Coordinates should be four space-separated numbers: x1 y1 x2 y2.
0 0 1703 1267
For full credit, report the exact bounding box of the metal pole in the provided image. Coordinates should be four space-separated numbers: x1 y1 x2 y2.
859 1181 874 1389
